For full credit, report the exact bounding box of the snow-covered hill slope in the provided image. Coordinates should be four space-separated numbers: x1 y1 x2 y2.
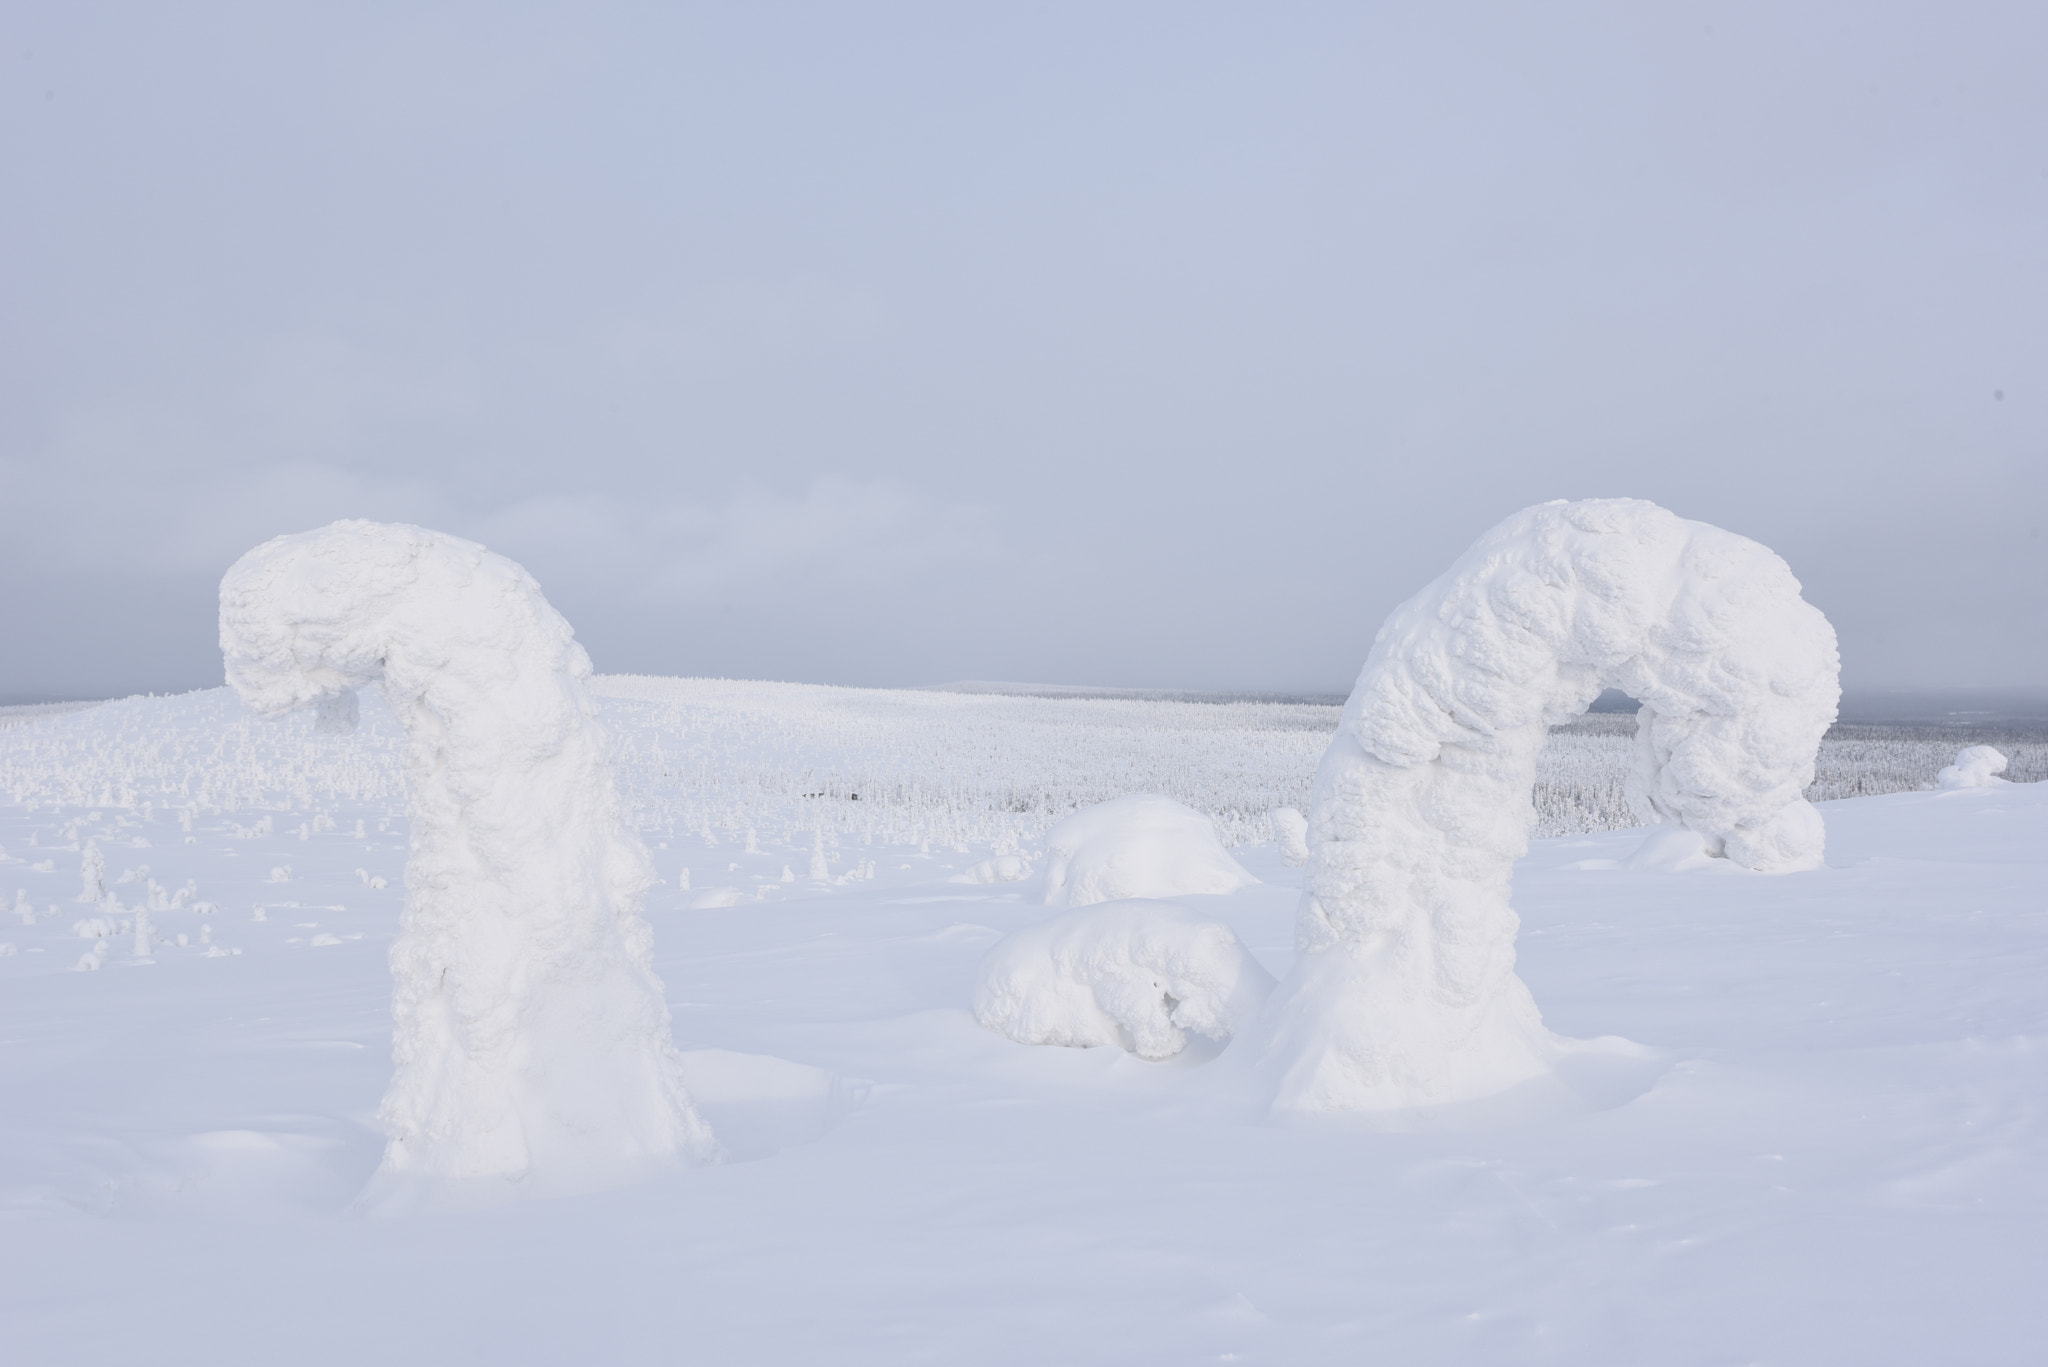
2 684 2045 1363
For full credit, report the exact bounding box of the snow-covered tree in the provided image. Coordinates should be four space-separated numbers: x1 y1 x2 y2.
1938 745 2008 789
76 841 104 903
220 521 714 1209
1253 499 1840 1113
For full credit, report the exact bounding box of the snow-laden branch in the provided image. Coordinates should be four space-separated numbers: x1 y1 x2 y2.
220 521 713 1209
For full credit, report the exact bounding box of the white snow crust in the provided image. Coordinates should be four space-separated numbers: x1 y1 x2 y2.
1938 745 2009 789
1256 498 1840 1114
218 521 713 1208
1041 795 1257 907
974 900 1276 1059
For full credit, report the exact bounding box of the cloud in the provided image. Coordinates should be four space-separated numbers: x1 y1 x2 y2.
1 448 997 608
477 477 1001 604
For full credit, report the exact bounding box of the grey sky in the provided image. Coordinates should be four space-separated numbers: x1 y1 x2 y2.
4 2 2043 700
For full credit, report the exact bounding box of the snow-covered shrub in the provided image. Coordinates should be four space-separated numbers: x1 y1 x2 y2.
974 900 1276 1060
1271 807 1310 866
584 676 1338 851
1257 499 1840 1113
1938 745 2009 790
220 520 714 1209
1042 795 1257 907
76 842 104 903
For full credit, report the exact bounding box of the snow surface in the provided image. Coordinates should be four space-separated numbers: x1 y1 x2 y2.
3 680 2046 1363
974 899 1275 1059
1940 744 2010 789
1041 794 1258 907
1261 500 1840 1115
220 522 712 1208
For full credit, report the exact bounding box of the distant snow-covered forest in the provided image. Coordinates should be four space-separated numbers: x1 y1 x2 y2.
2 679 2039 850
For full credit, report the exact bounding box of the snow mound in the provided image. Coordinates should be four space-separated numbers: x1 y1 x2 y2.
220 520 714 1210
1938 745 2009 789
1041 795 1257 907
974 899 1276 1060
1624 824 1722 872
1254 498 1840 1113
957 855 1032 884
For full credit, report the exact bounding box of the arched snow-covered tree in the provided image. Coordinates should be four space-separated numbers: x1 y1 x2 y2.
220 521 714 1209
1252 498 1839 1113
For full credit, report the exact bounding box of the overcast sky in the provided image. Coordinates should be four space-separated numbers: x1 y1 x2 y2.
4 2 2043 701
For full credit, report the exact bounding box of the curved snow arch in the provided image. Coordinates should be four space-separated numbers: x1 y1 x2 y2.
220 521 713 1208
1254 498 1839 1113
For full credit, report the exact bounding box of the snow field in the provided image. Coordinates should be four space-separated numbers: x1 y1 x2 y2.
8 684 2034 857
2 757 2044 1363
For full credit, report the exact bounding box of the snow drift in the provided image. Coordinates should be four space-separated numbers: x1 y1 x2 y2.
1938 745 2008 790
1041 795 1257 907
1254 498 1840 1113
219 521 714 1209
974 900 1276 1060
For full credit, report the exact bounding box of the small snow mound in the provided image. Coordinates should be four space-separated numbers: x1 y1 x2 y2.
1625 825 1719 872
1270 807 1310 866
1041 795 1257 908
957 855 1032 885
690 887 747 909
973 899 1277 1060
1938 745 2009 790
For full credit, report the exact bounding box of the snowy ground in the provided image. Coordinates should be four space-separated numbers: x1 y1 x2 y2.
3 685 2047 1363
